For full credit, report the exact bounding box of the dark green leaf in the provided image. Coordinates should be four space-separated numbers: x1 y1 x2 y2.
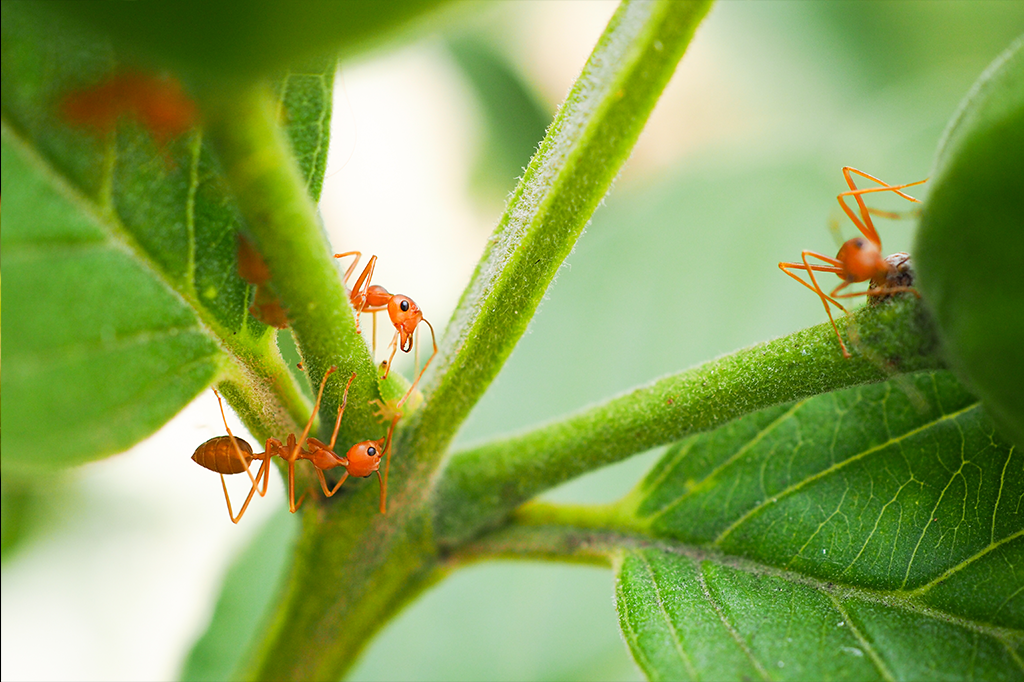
613 370 1023 679
51 0 456 80
915 37 1024 448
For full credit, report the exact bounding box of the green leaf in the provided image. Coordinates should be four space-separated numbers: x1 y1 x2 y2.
915 36 1024 449
51 0 456 80
617 548 1022 682
1 2 331 470
611 370 1023 680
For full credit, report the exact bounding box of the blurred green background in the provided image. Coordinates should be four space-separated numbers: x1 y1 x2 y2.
3 2 1023 681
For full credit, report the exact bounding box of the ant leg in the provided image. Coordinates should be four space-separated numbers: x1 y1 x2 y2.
842 167 924 202
803 252 857 358
212 388 259 490
316 468 350 497
220 470 266 524
372 310 379 357
382 332 400 380
334 250 363 285
340 255 378 335
838 169 926 246
218 475 240 523
780 252 852 357
778 258 846 309
327 372 357 451
866 206 922 221
296 366 337 449
287 461 299 513
400 320 437 408
380 414 400 514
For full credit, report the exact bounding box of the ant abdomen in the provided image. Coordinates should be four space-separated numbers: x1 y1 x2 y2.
192 436 255 475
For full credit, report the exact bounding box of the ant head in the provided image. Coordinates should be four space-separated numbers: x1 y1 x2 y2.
388 295 423 351
836 236 885 283
345 438 385 478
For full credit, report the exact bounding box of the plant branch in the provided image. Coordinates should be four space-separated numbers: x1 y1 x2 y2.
405 0 713 466
433 296 944 547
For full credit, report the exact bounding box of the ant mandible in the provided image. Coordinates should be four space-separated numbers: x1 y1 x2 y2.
778 167 927 358
334 251 437 404
191 367 399 522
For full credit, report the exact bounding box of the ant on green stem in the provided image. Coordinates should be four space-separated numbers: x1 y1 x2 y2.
192 367 399 522
779 167 927 357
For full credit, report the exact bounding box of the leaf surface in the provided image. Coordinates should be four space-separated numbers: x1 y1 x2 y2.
613 370 1023 679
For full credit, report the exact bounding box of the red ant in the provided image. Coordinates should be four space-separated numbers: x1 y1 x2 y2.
778 167 927 357
333 251 437 404
191 367 399 522
61 70 197 146
237 234 289 329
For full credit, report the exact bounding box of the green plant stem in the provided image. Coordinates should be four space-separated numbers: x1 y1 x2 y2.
406 0 714 467
195 4 718 679
201 83 380 443
433 296 944 547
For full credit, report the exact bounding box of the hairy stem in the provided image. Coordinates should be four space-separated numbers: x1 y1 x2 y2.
433 296 944 547
405 0 714 468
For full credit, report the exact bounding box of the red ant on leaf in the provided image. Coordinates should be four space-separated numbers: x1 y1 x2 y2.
191 367 399 523
334 251 437 403
778 167 927 357
61 70 197 146
237 234 289 329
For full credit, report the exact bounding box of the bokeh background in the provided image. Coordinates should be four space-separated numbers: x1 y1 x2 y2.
3 2 1023 680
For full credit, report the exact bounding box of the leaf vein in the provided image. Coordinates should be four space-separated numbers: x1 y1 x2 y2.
827 595 896 682
639 552 698 680
695 562 771 681
713 402 981 545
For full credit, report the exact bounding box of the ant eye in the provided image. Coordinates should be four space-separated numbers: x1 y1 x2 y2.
367 447 377 457
854 238 865 248
400 300 410 312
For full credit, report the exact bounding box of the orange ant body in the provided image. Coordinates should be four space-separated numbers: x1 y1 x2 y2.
237 234 289 328
334 251 437 403
191 368 399 522
61 70 197 145
779 167 927 357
